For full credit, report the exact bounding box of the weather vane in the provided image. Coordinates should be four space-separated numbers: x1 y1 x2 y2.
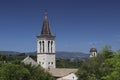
92 43 96 48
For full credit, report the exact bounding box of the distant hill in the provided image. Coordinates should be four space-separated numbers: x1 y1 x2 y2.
56 51 89 59
0 51 89 59
0 51 20 55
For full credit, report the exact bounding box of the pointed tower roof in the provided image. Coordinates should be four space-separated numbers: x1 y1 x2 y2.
41 12 51 35
37 12 55 38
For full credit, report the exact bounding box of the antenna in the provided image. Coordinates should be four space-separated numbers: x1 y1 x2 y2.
44 9 48 15
92 43 96 48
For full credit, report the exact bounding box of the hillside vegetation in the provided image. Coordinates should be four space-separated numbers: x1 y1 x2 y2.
77 46 120 80
0 62 54 80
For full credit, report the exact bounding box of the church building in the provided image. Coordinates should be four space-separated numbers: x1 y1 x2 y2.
22 12 78 80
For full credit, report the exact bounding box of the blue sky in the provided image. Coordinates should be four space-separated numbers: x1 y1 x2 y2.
0 0 120 53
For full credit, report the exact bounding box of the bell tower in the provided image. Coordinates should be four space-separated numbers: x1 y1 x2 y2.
89 48 97 58
37 12 56 69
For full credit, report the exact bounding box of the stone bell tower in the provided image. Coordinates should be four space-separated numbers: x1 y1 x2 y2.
37 12 56 69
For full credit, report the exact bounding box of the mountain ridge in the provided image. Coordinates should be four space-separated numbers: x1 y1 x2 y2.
0 51 89 59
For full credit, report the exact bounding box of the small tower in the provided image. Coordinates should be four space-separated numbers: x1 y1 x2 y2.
89 47 97 58
37 12 56 69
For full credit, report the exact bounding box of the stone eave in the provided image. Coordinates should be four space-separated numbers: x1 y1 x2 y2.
37 35 56 38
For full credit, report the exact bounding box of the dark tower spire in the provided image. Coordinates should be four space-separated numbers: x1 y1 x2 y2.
41 11 51 35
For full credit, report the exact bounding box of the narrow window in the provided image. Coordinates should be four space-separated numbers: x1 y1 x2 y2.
48 41 50 53
39 41 41 53
43 41 44 53
51 41 53 53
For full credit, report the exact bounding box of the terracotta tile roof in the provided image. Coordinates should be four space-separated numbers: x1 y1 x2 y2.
47 68 78 77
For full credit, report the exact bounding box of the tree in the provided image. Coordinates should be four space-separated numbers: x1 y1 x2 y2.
77 57 100 80
0 62 54 80
0 54 7 61
100 54 120 80
0 63 30 80
100 45 114 59
77 45 116 80
22 64 54 80
56 58 82 68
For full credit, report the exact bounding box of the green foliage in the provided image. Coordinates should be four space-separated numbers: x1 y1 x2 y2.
101 45 114 59
101 57 120 80
23 64 54 80
77 57 100 80
0 54 7 61
56 58 82 68
0 63 30 80
0 63 54 80
77 45 120 80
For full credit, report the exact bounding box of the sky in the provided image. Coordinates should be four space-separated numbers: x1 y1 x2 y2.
0 0 120 53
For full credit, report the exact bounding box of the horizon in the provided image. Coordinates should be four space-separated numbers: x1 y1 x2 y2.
0 50 88 54
0 0 120 53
